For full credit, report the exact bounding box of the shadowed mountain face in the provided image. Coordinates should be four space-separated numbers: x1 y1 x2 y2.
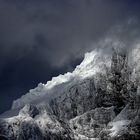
0 49 140 140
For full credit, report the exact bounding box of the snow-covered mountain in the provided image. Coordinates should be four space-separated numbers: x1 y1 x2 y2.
0 48 140 140
11 49 110 110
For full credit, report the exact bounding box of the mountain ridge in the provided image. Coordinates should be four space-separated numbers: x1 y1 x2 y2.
0 48 140 140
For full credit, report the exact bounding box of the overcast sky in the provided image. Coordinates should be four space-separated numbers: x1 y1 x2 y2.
0 0 140 113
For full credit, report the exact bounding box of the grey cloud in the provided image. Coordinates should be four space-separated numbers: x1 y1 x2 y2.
1 0 140 67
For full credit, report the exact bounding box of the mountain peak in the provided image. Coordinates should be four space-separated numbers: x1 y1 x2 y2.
11 49 110 110
0 48 140 140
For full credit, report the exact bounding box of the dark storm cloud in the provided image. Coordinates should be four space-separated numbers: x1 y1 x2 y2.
0 0 140 113
1 0 140 67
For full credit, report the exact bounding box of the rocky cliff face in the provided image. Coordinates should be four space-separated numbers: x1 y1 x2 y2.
50 79 96 120
69 106 115 139
0 104 73 140
0 48 140 140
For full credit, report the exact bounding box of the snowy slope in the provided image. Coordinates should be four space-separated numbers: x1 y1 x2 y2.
11 50 111 110
0 104 73 140
9 46 140 113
